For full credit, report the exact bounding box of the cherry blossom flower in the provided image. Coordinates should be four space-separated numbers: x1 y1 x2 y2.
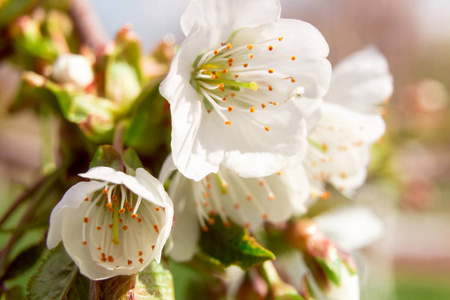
47 167 173 280
301 48 392 197
159 155 310 262
160 0 331 181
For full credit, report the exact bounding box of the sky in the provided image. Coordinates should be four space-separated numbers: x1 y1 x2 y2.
88 0 450 50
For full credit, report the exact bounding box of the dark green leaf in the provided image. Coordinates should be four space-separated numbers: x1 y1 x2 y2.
199 217 275 270
89 145 123 171
26 245 90 300
2 245 45 281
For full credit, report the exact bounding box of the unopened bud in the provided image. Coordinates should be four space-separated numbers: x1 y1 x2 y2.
286 219 359 299
52 54 94 89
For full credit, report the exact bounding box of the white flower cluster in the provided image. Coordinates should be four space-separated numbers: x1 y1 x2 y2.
160 0 392 262
46 0 392 291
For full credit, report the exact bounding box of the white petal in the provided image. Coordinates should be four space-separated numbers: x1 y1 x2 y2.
279 163 310 214
180 0 281 43
325 47 393 113
134 168 174 261
293 96 323 134
158 154 177 184
47 181 105 249
275 251 307 291
314 205 384 251
160 27 223 181
201 100 307 178
326 267 360 300
231 19 331 98
168 172 200 261
305 103 385 193
60 205 126 280
79 167 166 207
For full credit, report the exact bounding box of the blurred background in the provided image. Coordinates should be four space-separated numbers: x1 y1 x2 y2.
1 0 450 299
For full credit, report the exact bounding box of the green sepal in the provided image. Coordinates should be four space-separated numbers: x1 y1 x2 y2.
9 14 59 61
260 261 305 300
103 27 144 109
133 260 175 300
89 145 123 171
1 244 45 281
123 148 144 174
105 60 141 108
199 217 275 270
26 245 90 300
314 247 342 287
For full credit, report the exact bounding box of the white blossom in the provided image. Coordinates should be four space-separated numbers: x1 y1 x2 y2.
47 167 173 280
160 0 331 181
299 47 392 198
159 155 310 262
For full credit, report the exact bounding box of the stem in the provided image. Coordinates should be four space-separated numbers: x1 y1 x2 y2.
0 165 66 277
0 175 47 227
69 0 109 50
89 275 136 300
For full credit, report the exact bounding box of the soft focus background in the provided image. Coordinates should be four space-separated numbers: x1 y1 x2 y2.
1 0 450 299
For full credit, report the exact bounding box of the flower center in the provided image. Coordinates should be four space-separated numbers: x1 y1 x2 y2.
81 183 165 267
173 170 280 231
191 36 296 129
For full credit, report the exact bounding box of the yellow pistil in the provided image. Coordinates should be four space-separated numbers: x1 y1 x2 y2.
112 201 120 245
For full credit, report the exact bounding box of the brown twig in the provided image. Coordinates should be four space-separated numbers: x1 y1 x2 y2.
68 0 109 50
0 174 47 227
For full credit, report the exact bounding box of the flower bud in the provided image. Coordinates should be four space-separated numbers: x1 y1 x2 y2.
52 54 94 89
286 219 359 300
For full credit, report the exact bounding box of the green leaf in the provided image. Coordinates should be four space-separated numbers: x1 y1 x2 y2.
314 247 342 287
114 28 144 83
89 145 123 171
170 258 223 300
2 245 45 281
26 245 90 300
133 260 174 300
199 217 275 270
0 0 40 28
42 80 118 142
3 285 24 300
123 81 171 156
